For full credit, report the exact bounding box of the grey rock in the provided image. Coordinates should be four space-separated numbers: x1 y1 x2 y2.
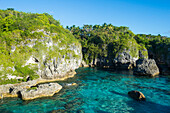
0 80 38 97
40 44 82 79
134 59 159 76
20 83 62 100
114 51 137 69
115 52 133 64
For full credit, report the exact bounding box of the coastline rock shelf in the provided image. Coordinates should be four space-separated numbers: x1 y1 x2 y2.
21 83 62 100
0 70 76 100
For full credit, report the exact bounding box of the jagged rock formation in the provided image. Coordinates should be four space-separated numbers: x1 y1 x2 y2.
113 51 138 69
133 59 159 76
0 70 76 99
0 80 37 99
20 83 62 100
86 40 148 69
113 39 148 69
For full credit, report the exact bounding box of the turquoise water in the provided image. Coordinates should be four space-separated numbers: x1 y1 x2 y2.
0 67 170 113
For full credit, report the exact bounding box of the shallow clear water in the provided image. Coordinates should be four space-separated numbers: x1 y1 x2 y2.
0 67 170 113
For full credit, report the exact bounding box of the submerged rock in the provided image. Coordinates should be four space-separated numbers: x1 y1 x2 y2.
20 83 62 100
61 82 78 87
134 59 159 76
128 90 146 101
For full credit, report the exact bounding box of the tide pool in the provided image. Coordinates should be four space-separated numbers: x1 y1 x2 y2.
0 67 170 113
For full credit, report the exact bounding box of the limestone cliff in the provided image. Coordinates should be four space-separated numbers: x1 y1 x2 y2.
82 39 148 69
113 39 148 69
0 29 82 84
0 10 82 100
148 44 170 75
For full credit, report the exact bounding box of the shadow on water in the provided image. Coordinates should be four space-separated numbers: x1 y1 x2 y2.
126 100 170 113
0 109 13 113
95 109 111 113
110 90 129 98
110 90 170 113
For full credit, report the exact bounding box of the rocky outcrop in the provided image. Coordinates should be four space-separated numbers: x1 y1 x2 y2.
128 90 146 101
20 83 62 100
134 59 159 76
0 28 82 82
0 30 82 100
113 40 148 69
114 51 138 69
0 29 82 83
0 70 76 99
148 44 170 75
0 80 38 98
40 43 82 80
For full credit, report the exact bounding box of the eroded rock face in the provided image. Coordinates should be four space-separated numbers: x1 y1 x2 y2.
20 83 62 100
40 44 82 80
114 51 138 69
128 90 146 101
134 59 159 76
0 29 82 83
113 41 148 69
0 70 76 99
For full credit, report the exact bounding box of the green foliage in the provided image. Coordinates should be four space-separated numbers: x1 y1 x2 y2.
68 24 169 64
0 9 79 84
27 86 37 91
135 34 170 61
67 24 137 63
14 64 39 81
7 8 14 11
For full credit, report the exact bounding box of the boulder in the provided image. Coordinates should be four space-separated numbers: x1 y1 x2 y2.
20 83 62 100
128 90 146 101
134 59 159 76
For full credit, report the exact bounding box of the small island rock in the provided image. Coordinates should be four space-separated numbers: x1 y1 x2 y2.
128 90 146 101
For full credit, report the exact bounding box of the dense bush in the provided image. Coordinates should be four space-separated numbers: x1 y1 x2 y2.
67 23 169 64
0 9 79 84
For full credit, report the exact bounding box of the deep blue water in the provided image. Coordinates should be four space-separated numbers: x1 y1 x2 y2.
0 67 170 113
